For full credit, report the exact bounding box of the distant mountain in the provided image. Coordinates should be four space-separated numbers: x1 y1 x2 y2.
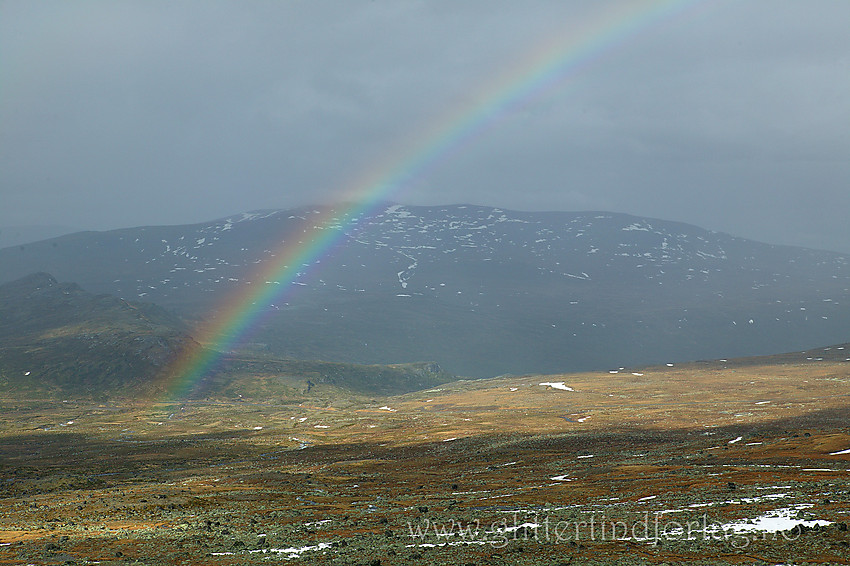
2 204 849 377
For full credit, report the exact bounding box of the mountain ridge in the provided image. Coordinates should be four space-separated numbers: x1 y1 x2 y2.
2 203 848 376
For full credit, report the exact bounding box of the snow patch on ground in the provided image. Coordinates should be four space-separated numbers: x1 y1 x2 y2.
213 542 334 559
539 382 574 391
722 505 832 534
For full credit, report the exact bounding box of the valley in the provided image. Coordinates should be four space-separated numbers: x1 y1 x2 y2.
6 2 849 563
2 207 849 564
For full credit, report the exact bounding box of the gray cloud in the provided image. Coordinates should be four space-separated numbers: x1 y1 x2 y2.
2 1 849 252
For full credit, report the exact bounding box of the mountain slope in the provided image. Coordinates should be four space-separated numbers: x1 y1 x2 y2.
0 273 196 395
0 224 80 248
2 204 849 376
0 273 454 398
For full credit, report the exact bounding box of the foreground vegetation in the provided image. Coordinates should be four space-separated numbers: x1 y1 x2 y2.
2 349 850 564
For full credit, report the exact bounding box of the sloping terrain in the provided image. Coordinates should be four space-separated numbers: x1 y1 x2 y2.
0 273 453 399
2 204 849 376
180 357 454 399
1 347 848 564
0 224 79 248
0 272 195 396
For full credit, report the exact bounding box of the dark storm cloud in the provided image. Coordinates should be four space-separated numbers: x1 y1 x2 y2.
2 1 849 252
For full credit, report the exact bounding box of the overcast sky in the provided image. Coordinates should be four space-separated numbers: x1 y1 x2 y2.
2 1 849 253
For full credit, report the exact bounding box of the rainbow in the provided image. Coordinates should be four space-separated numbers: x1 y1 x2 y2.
158 0 702 401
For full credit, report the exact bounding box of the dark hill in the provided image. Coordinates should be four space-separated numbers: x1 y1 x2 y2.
0 273 196 396
0 273 454 399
